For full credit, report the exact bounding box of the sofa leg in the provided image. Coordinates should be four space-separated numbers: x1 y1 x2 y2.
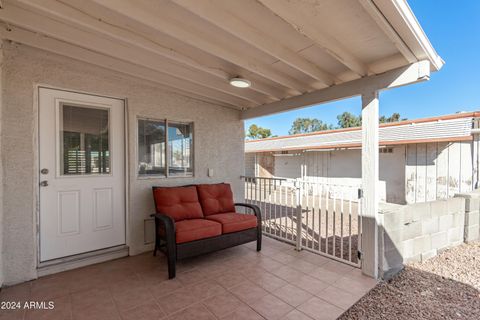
257 235 262 252
167 250 176 279
153 235 161 256
166 239 177 279
168 260 176 279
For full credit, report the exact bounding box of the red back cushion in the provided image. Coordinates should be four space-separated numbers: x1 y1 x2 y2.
153 186 203 221
196 183 236 216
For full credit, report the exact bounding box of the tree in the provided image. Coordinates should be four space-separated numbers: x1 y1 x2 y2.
246 124 272 139
289 118 333 135
337 112 362 128
379 112 406 123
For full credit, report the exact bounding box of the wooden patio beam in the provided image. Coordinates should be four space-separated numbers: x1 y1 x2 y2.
0 26 239 109
172 0 336 87
359 0 417 64
0 3 255 108
13 0 283 101
241 60 430 119
89 0 308 94
258 0 369 76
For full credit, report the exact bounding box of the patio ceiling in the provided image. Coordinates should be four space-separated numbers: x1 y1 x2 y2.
0 0 443 114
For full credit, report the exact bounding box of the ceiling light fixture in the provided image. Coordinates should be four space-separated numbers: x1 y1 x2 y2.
229 77 251 88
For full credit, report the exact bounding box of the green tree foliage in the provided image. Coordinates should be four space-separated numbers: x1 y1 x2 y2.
247 112 408 139
379 112 407 123
335 112 406 129
336 112 362 128
289 118 333 135
246 124 272 139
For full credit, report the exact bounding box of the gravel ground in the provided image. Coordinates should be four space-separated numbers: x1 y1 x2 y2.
339 242 480 320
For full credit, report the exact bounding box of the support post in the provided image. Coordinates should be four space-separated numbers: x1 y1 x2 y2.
361 91 379 279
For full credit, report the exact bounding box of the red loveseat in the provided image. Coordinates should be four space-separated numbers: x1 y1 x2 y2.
151 183 262 279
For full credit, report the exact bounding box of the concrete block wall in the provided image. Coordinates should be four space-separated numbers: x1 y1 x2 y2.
379 197 465 279
455 190 480 242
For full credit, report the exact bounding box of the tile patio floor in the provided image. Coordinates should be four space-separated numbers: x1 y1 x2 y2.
0 237 377 320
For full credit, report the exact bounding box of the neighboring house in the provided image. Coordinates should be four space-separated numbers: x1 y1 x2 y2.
245 112 480 204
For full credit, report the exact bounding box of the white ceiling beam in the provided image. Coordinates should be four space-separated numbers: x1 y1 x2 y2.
88 0 308 94
241 60 430 119
0 25 238 109
258 0 369 77
0 3 256 107
13 0 283 101
359 0 417 64
372 0 444 71
172 0 336 87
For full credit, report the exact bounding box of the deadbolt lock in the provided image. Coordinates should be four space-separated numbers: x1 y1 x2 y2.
40 168 49 174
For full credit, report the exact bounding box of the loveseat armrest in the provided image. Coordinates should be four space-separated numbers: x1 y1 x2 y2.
151 213 177 278
151 213 176 246
150 213 175 231
235 203 262 251
234 203 262 223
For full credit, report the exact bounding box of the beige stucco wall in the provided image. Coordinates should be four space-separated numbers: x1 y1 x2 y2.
0 41 245 285
0 41 4 286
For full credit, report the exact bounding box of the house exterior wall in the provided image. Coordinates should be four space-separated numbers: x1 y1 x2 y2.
405 141 474 204
0 42 244 285
257 152 274 178
247 140 477 205
274 154 301 179
249 147 404 203
0 41 4 287
244 153 256 177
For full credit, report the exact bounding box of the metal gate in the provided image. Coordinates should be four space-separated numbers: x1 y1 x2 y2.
243 176 362 267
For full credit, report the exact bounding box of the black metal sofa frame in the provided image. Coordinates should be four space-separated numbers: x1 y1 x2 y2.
151 197 262 279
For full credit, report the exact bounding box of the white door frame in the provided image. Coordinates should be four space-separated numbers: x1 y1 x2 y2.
34 85 130 269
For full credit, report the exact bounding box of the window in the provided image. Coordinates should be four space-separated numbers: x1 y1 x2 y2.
60 104 110 175
137 118 193 177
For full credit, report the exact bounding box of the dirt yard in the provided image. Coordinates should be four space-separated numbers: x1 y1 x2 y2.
339 242 480 320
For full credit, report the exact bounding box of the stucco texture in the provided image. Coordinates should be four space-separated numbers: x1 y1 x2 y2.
0 42 245 285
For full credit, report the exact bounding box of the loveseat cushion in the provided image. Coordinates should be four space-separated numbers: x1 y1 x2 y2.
153 186 203 221
205 213 257 234
175 219 222 244
196 183 236 216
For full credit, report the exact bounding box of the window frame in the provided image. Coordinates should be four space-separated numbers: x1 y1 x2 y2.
136 116 194 179
56 100 113 178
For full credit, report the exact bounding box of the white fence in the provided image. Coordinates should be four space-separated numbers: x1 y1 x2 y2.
243 176 362 267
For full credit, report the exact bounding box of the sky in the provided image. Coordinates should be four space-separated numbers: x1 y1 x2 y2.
245 0 480 137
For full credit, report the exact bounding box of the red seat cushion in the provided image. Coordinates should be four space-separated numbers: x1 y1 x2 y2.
153 186 203 221
197 183 236 216
205 213 257 234
175 219 222 244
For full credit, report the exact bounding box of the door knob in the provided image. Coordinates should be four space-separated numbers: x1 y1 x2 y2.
40 180 48 187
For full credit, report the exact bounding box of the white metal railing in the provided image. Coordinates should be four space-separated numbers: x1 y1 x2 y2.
242 176 362 267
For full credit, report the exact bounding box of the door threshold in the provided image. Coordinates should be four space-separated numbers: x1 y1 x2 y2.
37 245 129 277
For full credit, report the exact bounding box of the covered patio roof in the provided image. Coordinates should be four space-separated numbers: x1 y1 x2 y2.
0 0 444 280
0 0 442 116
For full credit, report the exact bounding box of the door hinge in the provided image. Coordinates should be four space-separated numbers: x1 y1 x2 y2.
357 188 363 199
357 250 363 260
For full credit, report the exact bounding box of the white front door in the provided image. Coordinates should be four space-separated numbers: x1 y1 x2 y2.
39 88 125 262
